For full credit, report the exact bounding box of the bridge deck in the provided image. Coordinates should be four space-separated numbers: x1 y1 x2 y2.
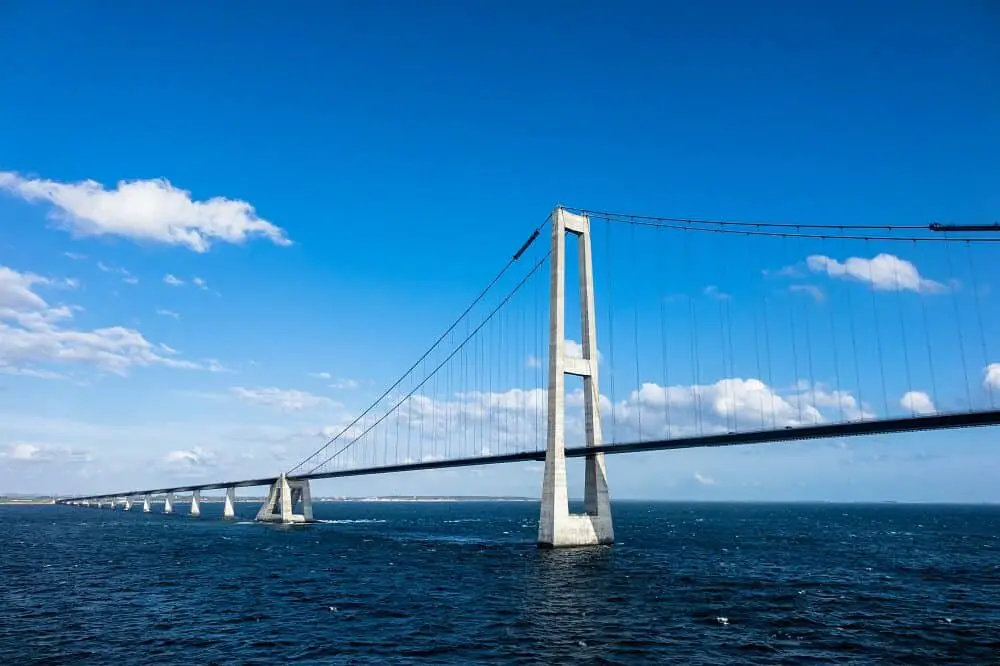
58 410 1000 502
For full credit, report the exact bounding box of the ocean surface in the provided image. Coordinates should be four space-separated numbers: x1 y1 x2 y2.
2 501 998 664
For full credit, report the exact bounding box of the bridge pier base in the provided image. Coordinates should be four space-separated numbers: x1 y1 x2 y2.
124 497 132 511
255 474 313 524
538 208 614 548
223 487 236 519
163 492 174 514
143 494 151 513
190 490 201 517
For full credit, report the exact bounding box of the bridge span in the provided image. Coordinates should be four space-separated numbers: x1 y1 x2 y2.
58 207 1000 546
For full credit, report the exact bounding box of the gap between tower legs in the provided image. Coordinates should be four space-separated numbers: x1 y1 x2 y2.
538 207 614 548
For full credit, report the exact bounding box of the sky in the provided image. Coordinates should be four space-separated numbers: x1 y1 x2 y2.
1 1 998 501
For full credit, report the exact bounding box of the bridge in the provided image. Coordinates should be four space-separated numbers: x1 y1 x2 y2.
58 207 1000 547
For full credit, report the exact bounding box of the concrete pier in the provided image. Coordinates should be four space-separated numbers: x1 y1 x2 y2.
538 208 614 548
190 490 201 517
255 474 314 523
124 497 132 511
143 494 151 513
163 492 174 514
223 487 236 519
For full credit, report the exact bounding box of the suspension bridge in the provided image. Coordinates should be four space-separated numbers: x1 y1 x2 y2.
58 207 1000 547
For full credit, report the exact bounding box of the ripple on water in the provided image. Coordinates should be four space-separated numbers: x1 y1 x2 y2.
1 502 999 664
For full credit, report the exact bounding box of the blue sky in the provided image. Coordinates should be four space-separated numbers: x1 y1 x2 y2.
1 1 998 500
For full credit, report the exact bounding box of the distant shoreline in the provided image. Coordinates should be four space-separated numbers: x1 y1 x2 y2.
4 497 999 506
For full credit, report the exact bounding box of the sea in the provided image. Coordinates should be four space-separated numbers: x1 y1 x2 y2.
2 501 998 664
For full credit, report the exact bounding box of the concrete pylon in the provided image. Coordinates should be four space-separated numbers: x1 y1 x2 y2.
143 495 151 513
190 490 201 517
223 487 236 519
163 492 174 514
124 497 132 511
538 207 614 548
255 474 314 524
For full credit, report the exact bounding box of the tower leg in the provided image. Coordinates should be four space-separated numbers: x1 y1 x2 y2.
255 474 313 524
143 495 151 513
223 487 236 519
164 492 174 514
190 490 201 517
538 207 614 548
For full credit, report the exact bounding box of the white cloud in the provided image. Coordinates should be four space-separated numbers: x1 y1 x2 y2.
806 253 946 293
163 274 183 287
155 308 180 319
96 261 138 284
694 472 716 486
565 339 602 361
329 379 359 390
900 391 936 415
193 277 208 290
789 284 825 302
0 264 205 377
231 387 335 411
763 264 804 278
303 374 875 474
526 355 542 368
309 371 332 380
0 441 91 463
160 447 216 477
205 359 229 373
703 285 731 301
63 252 86 261
0 171 290 252
985 363 1000 389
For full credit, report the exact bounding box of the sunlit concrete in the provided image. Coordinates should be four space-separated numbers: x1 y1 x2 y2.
538 207 614 548
255 474 314 524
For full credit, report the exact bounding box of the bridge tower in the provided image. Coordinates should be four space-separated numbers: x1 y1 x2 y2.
538 207 614 548
255 473 314 524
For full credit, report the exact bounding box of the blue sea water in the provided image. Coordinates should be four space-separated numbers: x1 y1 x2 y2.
2 501 998 664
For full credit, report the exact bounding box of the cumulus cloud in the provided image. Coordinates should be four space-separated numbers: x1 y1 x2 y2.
0 171 290 252
900 391 936 415
985 363 1000 389
231 387 335 411
155 308 180 319
304 375 874 473
309 371 332 380
192 277 208 290
0 264 205 377
805 253 946 293
163 274 183 286
159 447 217 477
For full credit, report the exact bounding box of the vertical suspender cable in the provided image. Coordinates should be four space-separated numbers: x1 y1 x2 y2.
821 236 845 422
943 238 972 410
842 234 865 420
605 219 618 442
784 235 803 423
966 241 995 409
657 225 673 437
890 235 914 415
864 238 890 416
631 222 643 440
